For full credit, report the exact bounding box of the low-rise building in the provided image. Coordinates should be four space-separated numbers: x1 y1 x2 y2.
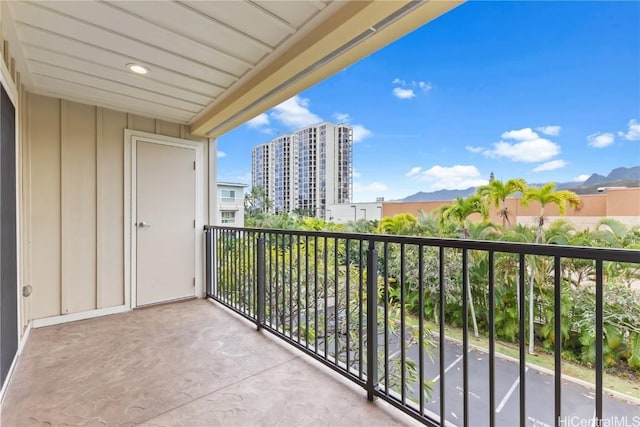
325 202 383 224
217 182 248 227
381 187 640 229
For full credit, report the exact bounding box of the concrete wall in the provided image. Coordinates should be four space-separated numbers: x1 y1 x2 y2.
25 93 208 321
325 202 382 224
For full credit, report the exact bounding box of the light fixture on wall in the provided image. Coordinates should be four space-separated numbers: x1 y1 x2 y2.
126 63 149 75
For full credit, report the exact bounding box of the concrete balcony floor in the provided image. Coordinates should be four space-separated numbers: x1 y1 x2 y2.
1 299 415 426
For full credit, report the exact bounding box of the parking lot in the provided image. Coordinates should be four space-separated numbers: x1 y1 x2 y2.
398 339 640 426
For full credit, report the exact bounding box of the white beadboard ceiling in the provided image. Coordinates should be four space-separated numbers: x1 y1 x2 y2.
3 0 463 136
5 0 331 124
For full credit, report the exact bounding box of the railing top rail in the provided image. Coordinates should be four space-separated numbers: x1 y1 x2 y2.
204 225 640 263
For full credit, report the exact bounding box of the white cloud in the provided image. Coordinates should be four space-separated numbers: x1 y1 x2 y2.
392 78 432 100
488 140 560 162
418 81 432 92
352 124 372 142
536 125 561 136
573 174 590 182
465 145 485 153
412 165 489 191
217 151 227 158
532 159 567 172
468 128 561 162
353 182 388 192
392 87 415 99
587 132 615 148
352 168 361 178
270 96 322 129
333 112 351 123
246 113 269 128
618 118 640 141
501 128 539 141
405 167 422 177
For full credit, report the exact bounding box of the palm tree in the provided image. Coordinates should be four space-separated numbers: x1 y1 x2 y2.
521 183 582 354
476 178 527 228
438 196 489 238
244 185 273 217
437 195 489 338
377 213 419 236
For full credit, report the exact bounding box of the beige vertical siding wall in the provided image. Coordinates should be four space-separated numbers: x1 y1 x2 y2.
26 93 208 320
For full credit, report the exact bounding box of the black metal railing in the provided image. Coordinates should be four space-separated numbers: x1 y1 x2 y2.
204 225 640 427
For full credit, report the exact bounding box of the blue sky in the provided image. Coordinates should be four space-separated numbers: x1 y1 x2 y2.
217 1 640 202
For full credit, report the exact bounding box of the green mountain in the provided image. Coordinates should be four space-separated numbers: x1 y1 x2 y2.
399 166 639 202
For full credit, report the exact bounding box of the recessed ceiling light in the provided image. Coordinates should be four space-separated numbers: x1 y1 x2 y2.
127 63 149 75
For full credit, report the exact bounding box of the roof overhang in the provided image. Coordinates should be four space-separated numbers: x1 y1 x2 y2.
1 1 463 138
192 0 464 137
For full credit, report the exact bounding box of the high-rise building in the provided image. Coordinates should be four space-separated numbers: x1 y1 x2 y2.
251 142 271 213
251 122 352 217
272 135 296 214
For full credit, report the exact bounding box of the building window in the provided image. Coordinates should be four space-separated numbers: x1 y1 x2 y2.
221 211 236 224
220 189 236 202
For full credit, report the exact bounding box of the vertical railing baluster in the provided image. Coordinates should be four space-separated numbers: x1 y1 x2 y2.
268 233 273 326
289 234 294 338
400 243 406 405
462 248 469 427
222 229 227 303
418 244 425 416
305 235 310 347
554 256 562 427
519 253 526 427
275 234 280 331
366 239 378 401
205 228 211 297
595 259 603 423
384 242 389 395
281 234 286 332
214 229 219 299
346 238 351 369
239 230 243 312
335 237 339 365
439 246 446 426
315 235 319 353
298 235 302 343
489 250 496 427
253 231 257 318
359 239 364 378
257 235 265 331
324 236 329 359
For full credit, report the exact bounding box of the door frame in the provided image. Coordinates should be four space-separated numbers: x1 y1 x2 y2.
0 53 22 399
124 130 204 309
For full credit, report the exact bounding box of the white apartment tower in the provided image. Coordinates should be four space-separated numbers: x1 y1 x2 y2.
251 142 271 212
251 122 352 217
272 135 296 214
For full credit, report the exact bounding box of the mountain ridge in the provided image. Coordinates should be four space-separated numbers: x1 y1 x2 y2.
398 166 640 202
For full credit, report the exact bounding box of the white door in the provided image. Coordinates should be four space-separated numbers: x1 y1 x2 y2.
136 140 196 306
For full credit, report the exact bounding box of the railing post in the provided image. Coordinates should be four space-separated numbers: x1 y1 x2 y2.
205 227 212 297
256 235 266 331
366 239 379 401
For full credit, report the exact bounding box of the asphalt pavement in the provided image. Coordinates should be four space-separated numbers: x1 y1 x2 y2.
395 338 640 427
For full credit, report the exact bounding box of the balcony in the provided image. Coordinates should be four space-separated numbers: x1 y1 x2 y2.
1 225 638 426
204 226 640 426
1 299 413 426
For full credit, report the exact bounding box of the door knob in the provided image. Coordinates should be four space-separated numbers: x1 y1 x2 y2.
138 221 151 228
